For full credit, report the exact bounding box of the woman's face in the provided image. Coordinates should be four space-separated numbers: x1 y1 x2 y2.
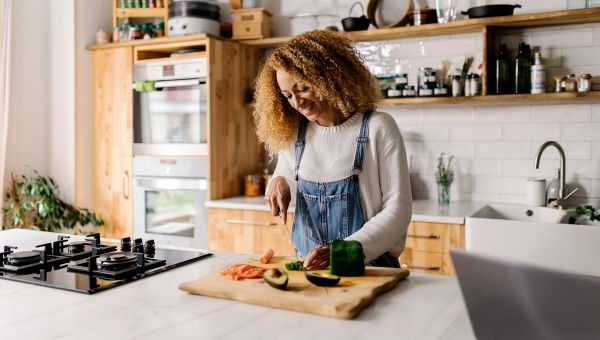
275 69 340 126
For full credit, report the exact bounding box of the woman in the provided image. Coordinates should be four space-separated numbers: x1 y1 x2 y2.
254 30 412 270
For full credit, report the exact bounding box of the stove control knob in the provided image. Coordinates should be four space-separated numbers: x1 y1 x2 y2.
133 238 144 253
120 237 132 252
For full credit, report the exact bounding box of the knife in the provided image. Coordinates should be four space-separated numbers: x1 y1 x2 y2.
280 212 300 263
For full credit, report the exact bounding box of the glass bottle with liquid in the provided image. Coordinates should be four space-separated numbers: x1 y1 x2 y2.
515 42 531 94
495 43 511 94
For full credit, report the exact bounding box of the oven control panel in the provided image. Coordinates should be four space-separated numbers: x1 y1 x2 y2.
133 57 207 81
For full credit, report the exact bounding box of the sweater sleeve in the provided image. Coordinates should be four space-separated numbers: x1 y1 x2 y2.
346 119 412 262
269 148 298 209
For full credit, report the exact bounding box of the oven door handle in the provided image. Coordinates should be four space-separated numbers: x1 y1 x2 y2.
130 78 206 89
134 177 207 191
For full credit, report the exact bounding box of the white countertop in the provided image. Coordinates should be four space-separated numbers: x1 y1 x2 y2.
0 229 474 340
206 197 486 225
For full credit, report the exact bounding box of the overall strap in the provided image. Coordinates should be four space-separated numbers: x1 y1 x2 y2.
352 111 373 176
294 120 309 181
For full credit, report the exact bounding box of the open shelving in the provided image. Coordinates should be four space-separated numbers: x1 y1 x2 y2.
112 0 170 32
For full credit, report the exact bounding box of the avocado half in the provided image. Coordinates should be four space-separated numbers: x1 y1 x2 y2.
263 268 289 290
305 271 341 287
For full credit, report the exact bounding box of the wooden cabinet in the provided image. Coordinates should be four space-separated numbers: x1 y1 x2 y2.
399 221 464 276
92 46 134 239
208 208 295 256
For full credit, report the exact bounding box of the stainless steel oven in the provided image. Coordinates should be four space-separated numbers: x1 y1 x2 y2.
133 157 208 248
133 56 208 157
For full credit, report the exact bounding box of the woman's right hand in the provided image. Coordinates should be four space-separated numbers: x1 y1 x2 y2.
265 176 291 224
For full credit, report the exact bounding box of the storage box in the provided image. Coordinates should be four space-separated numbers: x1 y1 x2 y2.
231 8 272 40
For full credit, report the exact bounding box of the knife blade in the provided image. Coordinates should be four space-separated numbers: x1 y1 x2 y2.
280 212 300 263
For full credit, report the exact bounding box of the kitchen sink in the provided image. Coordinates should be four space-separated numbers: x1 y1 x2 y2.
465 203 600 277
469 203 574 224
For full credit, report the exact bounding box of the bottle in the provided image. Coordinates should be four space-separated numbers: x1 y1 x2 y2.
495 43 511 94
452 75 461 97
470 74 480 96
530 52 546 94
546 168 560 206
515 42 531 94
464 74 472 96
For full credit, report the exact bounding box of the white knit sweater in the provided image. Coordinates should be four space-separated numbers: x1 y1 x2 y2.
271 111 412 262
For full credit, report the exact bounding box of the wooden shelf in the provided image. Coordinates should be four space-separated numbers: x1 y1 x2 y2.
378 91 600 106
239 8 600 48
115 8 166 18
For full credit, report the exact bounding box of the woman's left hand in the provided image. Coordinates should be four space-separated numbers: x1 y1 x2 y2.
303 245 330 270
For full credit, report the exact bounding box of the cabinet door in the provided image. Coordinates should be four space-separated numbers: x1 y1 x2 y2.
92 47 133 239
208 208 295 256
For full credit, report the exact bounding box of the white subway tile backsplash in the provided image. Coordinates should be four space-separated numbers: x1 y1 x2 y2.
475 105 530 123
500 194 526 205
400 125 449 141
593 143 600 160
387 108 424 125
594 27 600 46
425 142 475 158
476 142 531 159
502 124 560 141
562 124 600 141
530 104 591 122
567 160 600 179
568 179 592 199
474 176 525 195
561 46 600 66
502 159 555 178
449 124 502 141
592 105 600 122
423 107 475 124
471 159 502 176
591 180 600 199
531 28 594 49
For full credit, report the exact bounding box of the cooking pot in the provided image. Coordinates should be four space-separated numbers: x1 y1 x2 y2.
342 2 371 32
461 4 521 19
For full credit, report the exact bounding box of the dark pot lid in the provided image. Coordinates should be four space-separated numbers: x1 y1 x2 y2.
170 1 221 21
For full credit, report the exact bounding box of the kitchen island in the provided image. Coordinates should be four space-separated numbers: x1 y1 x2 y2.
0 229 474 339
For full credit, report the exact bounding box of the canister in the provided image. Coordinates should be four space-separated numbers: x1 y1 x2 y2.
526 177 546 207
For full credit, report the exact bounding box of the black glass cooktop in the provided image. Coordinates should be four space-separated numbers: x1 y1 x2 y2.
0 233 211 294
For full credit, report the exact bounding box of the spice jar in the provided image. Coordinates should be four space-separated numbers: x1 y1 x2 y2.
128 24 142 40
387 87 402 98
452 75 461 97
553 75 566 92
434 83 448 96
394 73 408 90
244 174 262 197
403 85 416 97
464 74 472 96
577 74 592 92
419 85 433 97
418 67 433 89
153 22 164 37
565 74 578 92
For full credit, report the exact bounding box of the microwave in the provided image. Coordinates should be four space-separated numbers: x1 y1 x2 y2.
132 57 208 157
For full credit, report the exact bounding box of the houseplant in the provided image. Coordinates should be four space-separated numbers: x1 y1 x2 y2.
435 153 454 206
2 172 104 232
568 205 600 226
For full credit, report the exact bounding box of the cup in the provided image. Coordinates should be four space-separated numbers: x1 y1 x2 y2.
526 178 546 206
435 0 457 23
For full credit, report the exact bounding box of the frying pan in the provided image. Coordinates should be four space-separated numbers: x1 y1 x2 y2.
461 4 521 19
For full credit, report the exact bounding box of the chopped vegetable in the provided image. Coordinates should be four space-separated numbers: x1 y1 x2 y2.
330 240 365 276
260 248 274 264
284 261 306 271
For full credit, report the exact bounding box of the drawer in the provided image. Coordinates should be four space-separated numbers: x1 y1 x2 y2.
233 22 267 39
399 249 444 274
405 221 463 253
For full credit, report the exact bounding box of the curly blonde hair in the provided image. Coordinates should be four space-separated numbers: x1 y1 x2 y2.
253 30 380 155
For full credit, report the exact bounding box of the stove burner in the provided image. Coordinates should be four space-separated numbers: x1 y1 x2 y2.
6 251 41 266
97 252 138 270
67 241 86 254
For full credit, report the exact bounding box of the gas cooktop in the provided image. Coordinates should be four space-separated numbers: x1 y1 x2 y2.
0 233 211 294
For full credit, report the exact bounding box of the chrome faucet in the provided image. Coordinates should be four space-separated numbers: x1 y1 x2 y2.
533 141 578 209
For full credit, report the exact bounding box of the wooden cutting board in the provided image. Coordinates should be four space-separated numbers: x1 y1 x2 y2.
178 256 410 319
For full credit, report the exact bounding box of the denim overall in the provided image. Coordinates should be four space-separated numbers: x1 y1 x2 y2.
291 111 400 268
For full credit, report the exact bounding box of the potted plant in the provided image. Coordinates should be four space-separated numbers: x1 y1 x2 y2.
2 172 104 232
568 205 600 226
435 153 454 206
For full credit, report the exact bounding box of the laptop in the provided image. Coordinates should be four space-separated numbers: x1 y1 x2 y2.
450 248 600 340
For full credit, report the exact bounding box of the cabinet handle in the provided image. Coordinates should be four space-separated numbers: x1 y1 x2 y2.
401 263 441 271
407 234 440 240
225 219 277 227
122 171 130 199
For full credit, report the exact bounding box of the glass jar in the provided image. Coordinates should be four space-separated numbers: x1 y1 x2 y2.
387 88 402 98
395 73 408 90
553 75 566 92
452 75 461 97
128 24 142 40
113 26 121 43
418 67 433 89
434 83 448 96
153 22 165 37
464 74 472 96
470 74 480 96
578 73 592 92
141 0 148 7
419 86 433 97
244 174 262 197
403 85 416 97
565 74 578 92
155 0 163 8
119 0 128 8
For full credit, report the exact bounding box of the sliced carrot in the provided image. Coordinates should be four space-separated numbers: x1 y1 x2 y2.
260 248 274 264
